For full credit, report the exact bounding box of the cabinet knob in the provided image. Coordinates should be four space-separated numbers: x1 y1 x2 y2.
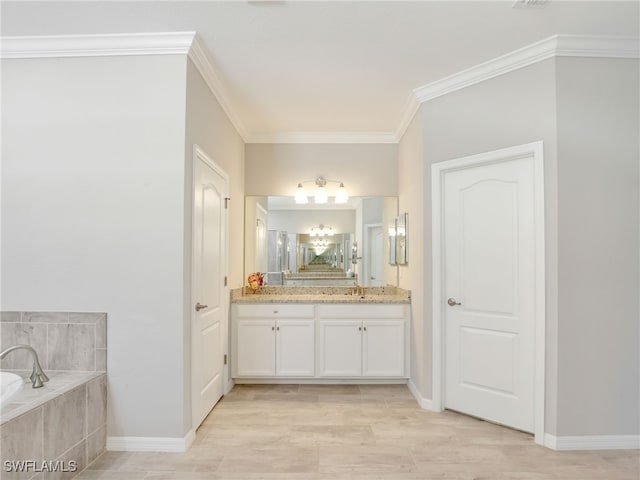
271 326 275 331
273 310 279 314
358 326 362 331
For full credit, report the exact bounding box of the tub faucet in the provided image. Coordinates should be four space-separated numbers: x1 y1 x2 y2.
0 344 49 388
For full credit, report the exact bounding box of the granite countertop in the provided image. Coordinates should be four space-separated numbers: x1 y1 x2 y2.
231 286 411 304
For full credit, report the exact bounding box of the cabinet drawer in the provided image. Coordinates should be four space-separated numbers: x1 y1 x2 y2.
318 304 406 319
234 304 315 319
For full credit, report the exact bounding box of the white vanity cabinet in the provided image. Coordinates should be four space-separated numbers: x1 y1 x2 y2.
232 304 315 377
318 305 408 378
232 302 410 381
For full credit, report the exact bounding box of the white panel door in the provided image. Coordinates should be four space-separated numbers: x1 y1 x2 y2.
319 320 362 376
444 157 536 432
276 320 315 376
192 152 227 429
236 320 276 376
362 320 405 377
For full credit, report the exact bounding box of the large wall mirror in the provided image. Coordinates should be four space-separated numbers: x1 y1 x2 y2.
245 196 399 287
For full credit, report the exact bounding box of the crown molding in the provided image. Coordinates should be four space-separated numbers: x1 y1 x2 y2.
0 32 196 58
2 33 637 145
413 34 559 105
247 131 398 144
394 91 422 143
555 34 640 58
187 36 249 141
400 34 640 141
0 32 250 141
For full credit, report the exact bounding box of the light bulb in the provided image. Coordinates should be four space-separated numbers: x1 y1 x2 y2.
294 183 308 204
314 186 328 204
335 182 349 204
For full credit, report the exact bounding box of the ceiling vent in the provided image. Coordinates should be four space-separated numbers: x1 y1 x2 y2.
512 0 549 7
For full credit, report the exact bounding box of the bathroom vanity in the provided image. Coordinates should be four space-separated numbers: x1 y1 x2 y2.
231 286 410 382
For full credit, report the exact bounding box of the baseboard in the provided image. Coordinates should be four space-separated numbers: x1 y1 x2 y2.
407 379 438 411
107 429 195 452
544 433 640 451
225 378 235 394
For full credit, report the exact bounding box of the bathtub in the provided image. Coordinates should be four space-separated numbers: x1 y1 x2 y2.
1 370 107 478
0 370 104 424
0 371 24 404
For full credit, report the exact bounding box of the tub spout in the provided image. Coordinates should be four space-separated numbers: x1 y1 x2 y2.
0 344 49 388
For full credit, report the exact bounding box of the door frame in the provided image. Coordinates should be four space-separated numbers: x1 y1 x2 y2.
191 144 230 432
431 141 546 444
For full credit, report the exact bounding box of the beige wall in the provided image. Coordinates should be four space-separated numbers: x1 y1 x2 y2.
1 55 190 438
245 143 398 197
398 108 427 397
555 57 639 436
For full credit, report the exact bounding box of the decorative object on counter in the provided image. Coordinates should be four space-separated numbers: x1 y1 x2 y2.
247 272 264 292
294 176 349 204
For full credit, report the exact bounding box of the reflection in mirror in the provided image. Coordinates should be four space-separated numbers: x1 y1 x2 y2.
245 196 399 286
388 213 408 266
396 213 408 265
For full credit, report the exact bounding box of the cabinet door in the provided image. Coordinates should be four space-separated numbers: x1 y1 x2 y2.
236 320 275 376
319 320 362 376
276 320 315 377
362 320 405 377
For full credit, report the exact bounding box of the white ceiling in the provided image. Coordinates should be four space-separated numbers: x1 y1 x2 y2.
2 1 638 140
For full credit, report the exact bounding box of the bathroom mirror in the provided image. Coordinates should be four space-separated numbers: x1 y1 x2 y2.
245 196 399 286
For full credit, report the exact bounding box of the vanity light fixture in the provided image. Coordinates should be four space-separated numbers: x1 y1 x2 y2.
294 177 349 204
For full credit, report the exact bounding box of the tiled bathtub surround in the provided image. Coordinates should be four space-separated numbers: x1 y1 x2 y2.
0 312 107 478
0 373 107 479
0 312 107 372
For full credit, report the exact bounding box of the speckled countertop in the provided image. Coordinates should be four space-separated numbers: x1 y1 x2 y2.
231 286 411 304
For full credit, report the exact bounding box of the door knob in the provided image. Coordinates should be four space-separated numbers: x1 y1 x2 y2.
195 302 208 312
447 298 462 307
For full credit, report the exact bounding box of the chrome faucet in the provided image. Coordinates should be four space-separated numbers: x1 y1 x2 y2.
0 344 49 388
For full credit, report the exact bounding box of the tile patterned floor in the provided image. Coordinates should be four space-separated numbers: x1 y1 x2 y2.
77 384 639 480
